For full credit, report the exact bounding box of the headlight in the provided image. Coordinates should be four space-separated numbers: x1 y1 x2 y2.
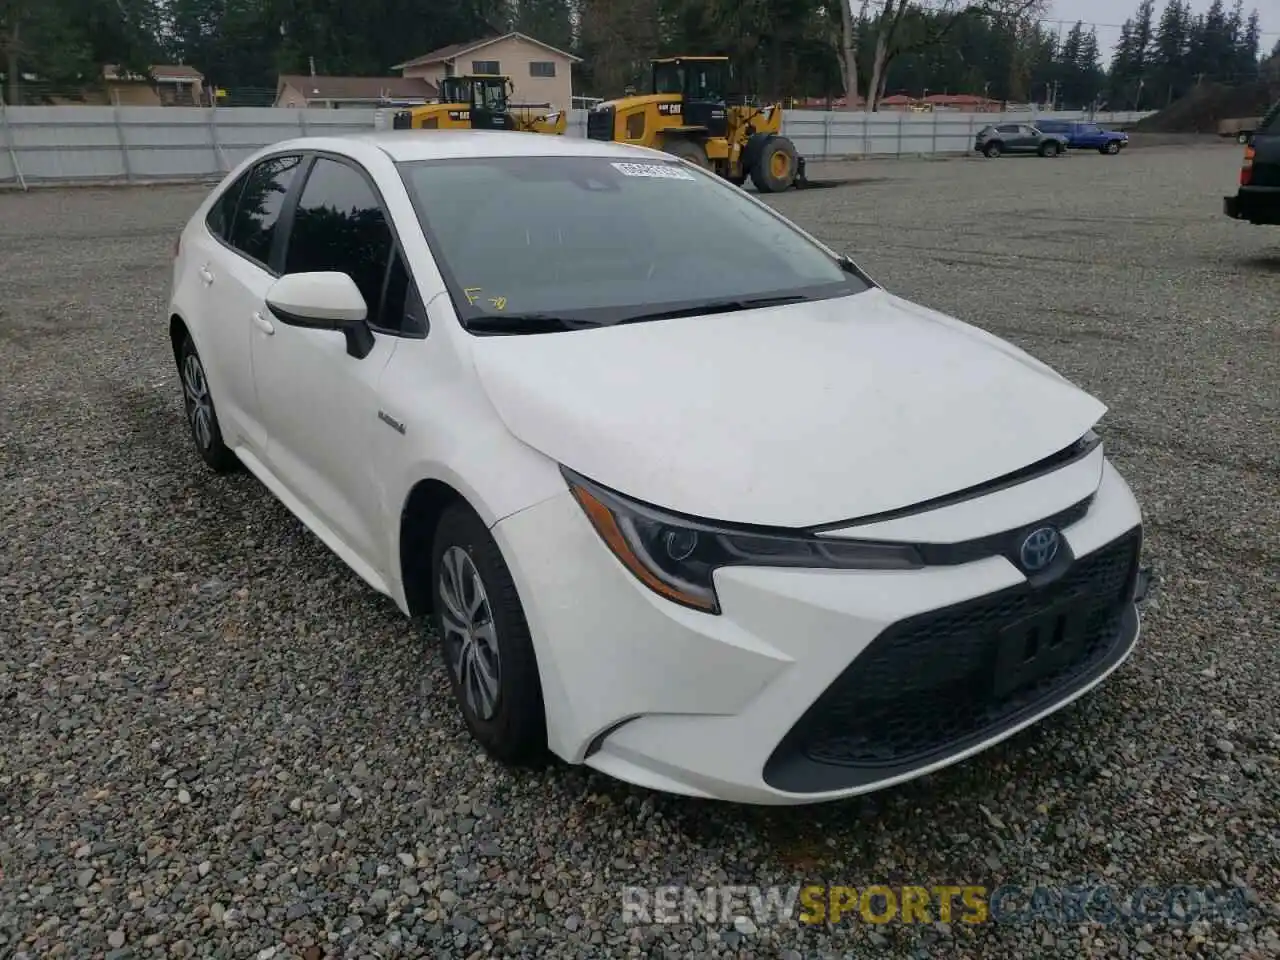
562 468 923 614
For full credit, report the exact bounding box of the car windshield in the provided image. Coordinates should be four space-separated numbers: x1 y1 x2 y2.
396 155 869 330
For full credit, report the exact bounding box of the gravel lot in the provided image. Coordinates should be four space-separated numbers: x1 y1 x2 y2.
1 142 1277 959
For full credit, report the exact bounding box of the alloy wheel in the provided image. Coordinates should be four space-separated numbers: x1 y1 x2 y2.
182 354 214 450
438 546 502 720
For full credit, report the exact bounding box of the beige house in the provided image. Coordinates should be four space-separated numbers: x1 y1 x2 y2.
102 64 205 106
392 32 579 112
275 75 438 109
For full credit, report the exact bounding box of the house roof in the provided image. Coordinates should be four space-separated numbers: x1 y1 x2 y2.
277 75 439 102
392 32 581 70
103 64 205 82
925 94 995 104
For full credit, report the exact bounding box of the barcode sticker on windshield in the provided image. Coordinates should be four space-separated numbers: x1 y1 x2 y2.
611 162 697 181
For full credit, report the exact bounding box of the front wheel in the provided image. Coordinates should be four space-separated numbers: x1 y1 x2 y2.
1040 141 1061 157
750 136 800 192
430 503 547 766
1104 141 1121 154
983 142 1002 158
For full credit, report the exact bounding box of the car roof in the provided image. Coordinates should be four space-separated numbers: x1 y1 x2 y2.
270 130 669 164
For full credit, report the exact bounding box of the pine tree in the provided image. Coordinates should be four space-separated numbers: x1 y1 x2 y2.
1237 9 1261 79
1132 0 1157 68
1151 0 1190 104
1108 18 1143 106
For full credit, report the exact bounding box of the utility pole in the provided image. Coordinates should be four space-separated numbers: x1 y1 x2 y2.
309 56 316 77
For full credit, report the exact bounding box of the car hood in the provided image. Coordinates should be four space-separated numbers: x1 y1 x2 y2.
470 288 1107 528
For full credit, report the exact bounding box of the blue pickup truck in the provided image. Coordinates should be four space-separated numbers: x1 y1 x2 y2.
1034 120 1129 154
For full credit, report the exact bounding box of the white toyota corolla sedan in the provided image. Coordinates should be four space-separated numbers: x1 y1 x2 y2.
166 130 1151 805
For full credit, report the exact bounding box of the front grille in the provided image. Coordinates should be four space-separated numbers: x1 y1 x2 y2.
586 106 615 141
764 528 1141 791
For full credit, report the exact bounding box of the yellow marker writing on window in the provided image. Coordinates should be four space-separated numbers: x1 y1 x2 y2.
464 287 482 305
488 296 507 311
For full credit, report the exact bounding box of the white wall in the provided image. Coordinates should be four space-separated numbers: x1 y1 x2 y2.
0 105 1156 188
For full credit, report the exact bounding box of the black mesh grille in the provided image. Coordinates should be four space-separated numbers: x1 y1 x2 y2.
768 528 1141 780
587 106 615 141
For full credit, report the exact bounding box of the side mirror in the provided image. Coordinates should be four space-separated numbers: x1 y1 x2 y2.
265 272 375 359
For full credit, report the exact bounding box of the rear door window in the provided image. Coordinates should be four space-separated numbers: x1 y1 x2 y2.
1258 101 1280 134
227 154 304 269
206 172 249 241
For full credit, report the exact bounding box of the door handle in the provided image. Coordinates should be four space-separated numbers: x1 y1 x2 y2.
198 266 215 285
252 311 275 335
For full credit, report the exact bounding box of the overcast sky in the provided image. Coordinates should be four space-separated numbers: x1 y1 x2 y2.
1047 0 1280 61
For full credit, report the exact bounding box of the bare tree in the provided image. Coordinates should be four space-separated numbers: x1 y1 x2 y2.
838 0 866 107
0 0 27 104
845 0 1046 111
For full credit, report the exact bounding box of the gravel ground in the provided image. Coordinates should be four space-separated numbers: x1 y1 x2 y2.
1 142 1277 959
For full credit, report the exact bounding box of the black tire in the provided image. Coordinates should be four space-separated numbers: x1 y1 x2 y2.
1237 131 1250 145
1040 140 1061 157
177 334 238 473
662 138 710 170
1104 141 1121 155
983 141 1002 158
750 136 799 192
430 503 547 766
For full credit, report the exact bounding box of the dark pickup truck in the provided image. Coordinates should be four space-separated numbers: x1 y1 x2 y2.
1224 100 1280 226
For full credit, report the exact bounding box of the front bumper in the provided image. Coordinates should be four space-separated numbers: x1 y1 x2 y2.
493 458 1146 805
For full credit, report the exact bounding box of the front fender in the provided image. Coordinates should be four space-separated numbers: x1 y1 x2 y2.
375 336 569 613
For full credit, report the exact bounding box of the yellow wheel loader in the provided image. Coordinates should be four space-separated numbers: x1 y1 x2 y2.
584 56 808 192
392 75 566 135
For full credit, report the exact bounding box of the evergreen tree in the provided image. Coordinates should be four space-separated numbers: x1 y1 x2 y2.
1236 9 1261 79
1151 0 1191 104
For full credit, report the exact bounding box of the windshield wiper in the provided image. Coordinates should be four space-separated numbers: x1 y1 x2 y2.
464 313 604 335
611 294 811 326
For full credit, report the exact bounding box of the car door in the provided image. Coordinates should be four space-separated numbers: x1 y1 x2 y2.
995 123 1024 152
251 152 424 576
1018 125 1042 152
183 154 303 453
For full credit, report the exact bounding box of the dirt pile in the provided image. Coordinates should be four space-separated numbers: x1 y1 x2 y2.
1133 80 1277 134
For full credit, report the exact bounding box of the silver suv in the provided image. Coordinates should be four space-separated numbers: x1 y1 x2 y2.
974 123 1069 159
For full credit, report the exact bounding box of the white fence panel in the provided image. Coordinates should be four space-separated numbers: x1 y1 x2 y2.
0 105 1157 187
